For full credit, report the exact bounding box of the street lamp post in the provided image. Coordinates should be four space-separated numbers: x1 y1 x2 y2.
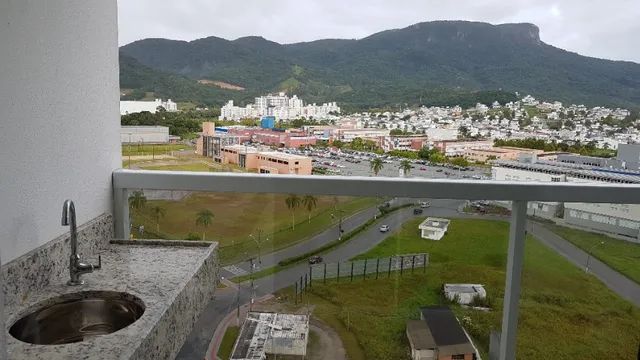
585 241 605 273
249 229 267 266
331 210 345 240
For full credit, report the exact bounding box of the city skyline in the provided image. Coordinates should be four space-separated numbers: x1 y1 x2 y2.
118 0 640 63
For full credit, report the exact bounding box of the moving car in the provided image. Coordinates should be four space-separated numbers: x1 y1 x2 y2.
413 208 423 215
379 224 390 232
420 201 430 208
308 255 323 264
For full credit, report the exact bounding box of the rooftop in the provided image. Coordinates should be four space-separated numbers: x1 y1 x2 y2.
419 218 451 230
421 306 470 346
231 312 309 360
260 151 310 160
495 159 640 184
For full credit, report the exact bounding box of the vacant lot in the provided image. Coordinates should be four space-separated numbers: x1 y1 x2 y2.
132 194 379 264
546 224 640 284
282 219 640 360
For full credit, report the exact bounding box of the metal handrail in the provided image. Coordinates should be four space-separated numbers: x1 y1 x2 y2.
111 168 640 360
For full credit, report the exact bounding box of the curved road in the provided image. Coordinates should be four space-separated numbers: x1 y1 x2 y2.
176 198 640 359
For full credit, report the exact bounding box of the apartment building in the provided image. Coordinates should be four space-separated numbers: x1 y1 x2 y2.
120 99 177 115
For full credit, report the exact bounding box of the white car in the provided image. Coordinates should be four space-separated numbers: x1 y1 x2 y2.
379 224 390 232
420 201 430 208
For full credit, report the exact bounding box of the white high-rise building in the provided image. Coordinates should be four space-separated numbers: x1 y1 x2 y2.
219 93 340 121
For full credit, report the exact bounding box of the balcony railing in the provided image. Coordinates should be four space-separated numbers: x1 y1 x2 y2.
112 169 640 360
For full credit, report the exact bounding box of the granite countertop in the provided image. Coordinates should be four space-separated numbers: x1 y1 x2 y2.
6 240 216 359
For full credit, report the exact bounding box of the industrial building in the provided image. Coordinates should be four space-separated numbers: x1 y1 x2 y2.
406 306 478 360
196 122 245 162
492 154 640 240
230 312 309 360
419 218 450 240
432 140 493 157
120 126 170 144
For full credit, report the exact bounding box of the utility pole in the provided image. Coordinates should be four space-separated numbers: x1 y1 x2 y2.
250 229 266 266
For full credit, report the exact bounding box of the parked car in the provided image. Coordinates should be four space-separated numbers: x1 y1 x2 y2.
308 255 323 264
379 224 390 232
436 169 443 173
420 201 430 208
413 208 423 215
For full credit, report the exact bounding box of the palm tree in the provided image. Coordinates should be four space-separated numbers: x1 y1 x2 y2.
195 209 214 240
370 158 384 176
399 159 412 177
302 195 318 223
128 191 147 237
285 194 301 229
151 206 166 233
129 191 147 212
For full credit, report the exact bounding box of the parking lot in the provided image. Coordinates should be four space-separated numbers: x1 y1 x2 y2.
280 148 491 180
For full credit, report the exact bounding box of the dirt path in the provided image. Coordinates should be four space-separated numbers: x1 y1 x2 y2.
308 318 347 360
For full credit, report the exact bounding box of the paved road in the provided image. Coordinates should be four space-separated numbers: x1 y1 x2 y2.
528 222 640 307
177 199 640 359
221 198 413 278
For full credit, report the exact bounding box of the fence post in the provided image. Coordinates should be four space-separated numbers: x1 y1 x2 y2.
309 266 313 288
295 282 298 304
324 263 327 284
376 258 380 279
337 262 340 282
350 262 354 282
305 273 308 290
300 276 304 296
388 257 392 277
423 253 427 273
363 259 367 280
400 256 404 275
412 255 416 273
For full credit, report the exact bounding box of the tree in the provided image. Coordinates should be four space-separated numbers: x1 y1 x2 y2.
151 206 166 233
370 158 384 176
195 209 214 240
129 191 147 212
399 159 412 177
285 194 301 229
302 195 318 223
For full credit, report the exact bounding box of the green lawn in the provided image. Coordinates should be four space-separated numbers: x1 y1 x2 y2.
122 143 190 156
546 224 640 284
140 161 247 173
281 218 640 360
132 195 379 264
217 326 240 360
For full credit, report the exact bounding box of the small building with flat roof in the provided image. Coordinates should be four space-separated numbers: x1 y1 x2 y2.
444 284 487 305
231 312 309 360
418 218 450 240
407 306 478 360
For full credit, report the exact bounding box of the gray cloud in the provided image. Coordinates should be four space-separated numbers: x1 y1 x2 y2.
118 0 640 63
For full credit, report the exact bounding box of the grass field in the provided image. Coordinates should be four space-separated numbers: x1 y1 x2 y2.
140 161 245 173
280 218 640 360
132 195 379 264
122 143 190 156
546 224 640 284
217 326 239 360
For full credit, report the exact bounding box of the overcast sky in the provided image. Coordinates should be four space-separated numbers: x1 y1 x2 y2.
118 0 640 63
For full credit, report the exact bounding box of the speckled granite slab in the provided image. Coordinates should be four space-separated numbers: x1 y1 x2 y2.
5 240 218 360
2 213 113 309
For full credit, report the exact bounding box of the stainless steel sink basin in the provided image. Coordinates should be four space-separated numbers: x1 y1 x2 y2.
9 291 145 345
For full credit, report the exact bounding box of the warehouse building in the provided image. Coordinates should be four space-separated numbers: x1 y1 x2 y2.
120 126 170 144
493 156 640 241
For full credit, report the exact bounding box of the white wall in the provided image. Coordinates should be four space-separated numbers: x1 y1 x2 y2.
0 0 121 263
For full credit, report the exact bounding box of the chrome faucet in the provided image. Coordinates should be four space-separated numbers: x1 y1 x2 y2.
62 200 101 285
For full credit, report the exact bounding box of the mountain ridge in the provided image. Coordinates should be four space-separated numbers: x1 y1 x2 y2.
120 20 640 109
